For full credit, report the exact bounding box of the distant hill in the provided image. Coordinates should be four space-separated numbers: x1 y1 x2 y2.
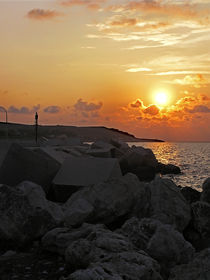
0 122 164 142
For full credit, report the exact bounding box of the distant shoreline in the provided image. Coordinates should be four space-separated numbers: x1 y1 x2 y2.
0 121 164 143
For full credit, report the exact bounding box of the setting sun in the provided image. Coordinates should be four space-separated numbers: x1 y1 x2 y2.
154 92 168 106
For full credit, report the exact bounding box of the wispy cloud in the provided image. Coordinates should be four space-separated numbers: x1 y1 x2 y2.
126 67 152 73
168 74 209 88
43 106 61 114
27 9 63 21
8 105 40 114
153 71 210 76
74 98 103 111
60 0 106 10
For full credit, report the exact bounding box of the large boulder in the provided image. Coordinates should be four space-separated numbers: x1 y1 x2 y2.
42 223 106 255
0 143 60 193
156 163 181 175
52 157 122 202
65 226 163 280
119 218 194 269
64 173 150 228
180 187 201 204
149 178 191 232
119 146 158 181
0 181 63 247
200 177 210 203
66 252 163 280
169 248 210 280
191 201 210 239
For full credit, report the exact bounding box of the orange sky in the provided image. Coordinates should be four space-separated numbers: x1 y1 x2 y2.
0 0 210 141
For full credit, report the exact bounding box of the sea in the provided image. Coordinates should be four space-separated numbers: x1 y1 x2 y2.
128 142 210 191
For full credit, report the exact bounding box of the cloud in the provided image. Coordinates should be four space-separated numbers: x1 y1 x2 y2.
108 1 206 20
8 105 40 114
60 0 105 10
43 106 61 114
126 67 152 73
27 9 63 20
130 99 143 108
74 98 103 111
187 105 210 113
143 104 160 115
170 74 208 88
153 71 210 76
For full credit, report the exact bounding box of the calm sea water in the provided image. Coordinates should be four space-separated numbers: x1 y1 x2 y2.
128 142 210 191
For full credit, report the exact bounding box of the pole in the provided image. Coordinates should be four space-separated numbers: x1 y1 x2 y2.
0 106 8 139
35 112 38 144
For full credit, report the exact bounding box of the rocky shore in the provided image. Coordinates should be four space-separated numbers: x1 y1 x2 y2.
0 138 209 280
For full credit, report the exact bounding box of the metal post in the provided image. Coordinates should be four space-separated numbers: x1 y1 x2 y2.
35 112 38 144
0 106 8 139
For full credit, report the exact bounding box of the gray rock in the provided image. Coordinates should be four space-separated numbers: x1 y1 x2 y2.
119 146 158 181
180 187 201 204
192 201 210 238
169 248 210 280
53 157 122 202
157 163 181 175
120 146 158 170
91 140 115 151
86 148 113 158
66 253 163 280
0 181 63 246
65 226 163 280
119 217 194 268
109 139 130 152
149 178 191 232
0 143 60 193
42 223 106 255
64 173 150 227
200 178 210 203
45 137 82 147
66 264 122 280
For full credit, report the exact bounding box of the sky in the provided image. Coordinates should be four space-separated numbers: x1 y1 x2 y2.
0 0 210 141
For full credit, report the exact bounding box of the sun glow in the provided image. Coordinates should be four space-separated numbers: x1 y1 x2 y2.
154 91 169 106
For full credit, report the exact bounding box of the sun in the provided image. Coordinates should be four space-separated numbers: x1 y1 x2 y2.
154 91 169 106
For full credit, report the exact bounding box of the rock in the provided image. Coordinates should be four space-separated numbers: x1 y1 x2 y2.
169 248 210 280
66 264 122 280
0 143 61 193
45 137 82 147
42 224 107 255
191 201 210 239
66 253 163 280
64 173 150 228
181 187 201 204
119 217 194 269
149 178 191 232
0 181 63 247
91 140 115 151
86 148 113 158
65 226 163 280
1 250 17 258
119 146 158 181
37 147 71 164
157 163 181 175
52 157 122 202
200 177 210 203
109 139 130 152
120 146 158 169
130 165 156 181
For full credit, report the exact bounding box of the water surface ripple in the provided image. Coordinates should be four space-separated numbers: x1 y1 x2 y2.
128 142 210 190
